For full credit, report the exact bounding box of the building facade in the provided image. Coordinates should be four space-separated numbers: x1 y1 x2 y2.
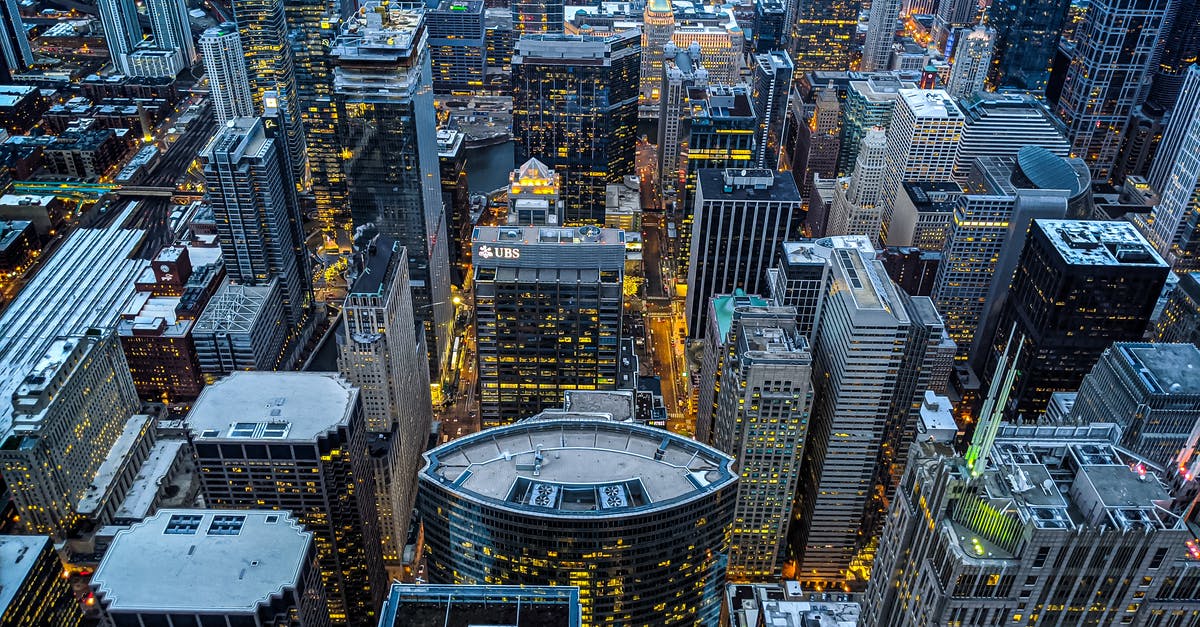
199 24 255 124
986 0 1072 92
427 0 486 94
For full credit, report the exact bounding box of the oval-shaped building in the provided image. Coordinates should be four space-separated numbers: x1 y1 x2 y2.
416 418 738 626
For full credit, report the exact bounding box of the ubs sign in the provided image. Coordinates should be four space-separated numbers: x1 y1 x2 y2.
477 245 521 260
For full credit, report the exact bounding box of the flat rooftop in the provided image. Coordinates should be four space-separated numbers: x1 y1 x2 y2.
380 584 581 627
0 535 50 615
1121 343 1200 395
187 372 357 442
421 419 736 517
91 510 311 614
899 88 963 119
348 237 401 297
1036 220 1166 268
696 168 802 203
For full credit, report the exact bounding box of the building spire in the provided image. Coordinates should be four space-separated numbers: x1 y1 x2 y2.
965 323 1023 478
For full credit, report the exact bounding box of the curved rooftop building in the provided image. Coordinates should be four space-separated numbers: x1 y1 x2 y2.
417 418 738 626
1011 145 1093 218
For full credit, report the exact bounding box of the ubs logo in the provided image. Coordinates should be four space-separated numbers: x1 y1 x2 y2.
478 245 520 260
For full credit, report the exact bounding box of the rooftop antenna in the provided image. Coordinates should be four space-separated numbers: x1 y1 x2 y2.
965 322 1024 478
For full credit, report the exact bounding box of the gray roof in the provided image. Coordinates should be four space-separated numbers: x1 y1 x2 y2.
421 419 736 517
91 510 311 614
1122 343 1200 395
0 536 51 615
1016 146 1085 196
187 371 358 442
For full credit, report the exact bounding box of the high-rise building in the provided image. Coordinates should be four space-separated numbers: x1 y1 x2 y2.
417 418 739 626
187 372 386 626
986 0 1072 92
1070 343 1200 467
658 42 708 193
686 169 801 339
91 510 330 627
1056 0 1169 181
640 0 675 106
285 0 346 232
1147 0 1200 110
767 240 834 342
931 0 978 54
1155 272 1200 346
332 4 453 380
714 305 813 580
0 536 83 627
427 0 486 94
199 24 255 124
473 222 626 427
879 89 964 246
861 0 902 71
794 239 947 586
338 239 433 573
945 25 994 99
980 220 1169 421
864 423 1200 626
953 92 1071 183
512 32 640 224
0 0 34 75
146 0 195 65
192 280 288 377
0 330 140 538
670 24 743 86
888 181 963 250
1146 65 1200 270
752 0 787 54
513 0 563 35
827 128 888 238
697 291 772 445
793 89 841 200
378 584 582 627
751 51 793 169
97 0 141 75
200 117 309 327
787 0 857 73
231 0 307 187
838 76 914 176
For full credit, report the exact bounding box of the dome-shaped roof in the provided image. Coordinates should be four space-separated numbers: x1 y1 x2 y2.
1015 145 1085 196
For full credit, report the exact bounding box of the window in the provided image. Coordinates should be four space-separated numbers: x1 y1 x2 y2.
207 515 245 535
164 514 202 534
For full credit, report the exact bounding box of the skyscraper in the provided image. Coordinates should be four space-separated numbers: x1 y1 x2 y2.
861 0 902 71
332 4 453 379
752 0 787 54
714 305 813 580
658 42 707 193
827 128 888 238
686 169 801 339
945 25 994 99
953 92 1071 184
96 0 141 75
986 0 1072 92
1146 65 1200 270
931 0 978 54
879 89 964 246
0 330 140 538
751 50 793 169
787 0 858 73
980 220 1169 421
513 0 563 35
512 32 640 224
91 510 330 627
472 220 626 427
767 240 834 342
640 0 675 105
417 418 738 625
838 76 914 176
231 0 307 187
1147 0 1200 110
200 117 309 327
1072 343 1200 467
1055 0 1170 181
338 239 433 574
146 0 195 65
199 25 254 124
697 291 773 445
793 88 842 201
794 239 947 585
427 0 486 94
187 372 386 626
1155 272 1200 346
0 536 82 627
0 0 34 75
864 422 1200 626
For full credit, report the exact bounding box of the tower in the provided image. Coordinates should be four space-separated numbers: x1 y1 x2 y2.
512 32 640 224
513 0 563 35
96 0 140 75
827 128 888 238
427 0 486 94
861 0 902 71
640 0 675 106
980 220 1169 421
986 0 1072 92
751 50 793 170
200 117 310 327
199 24 254 124
1055 0 1170 181
0 0 34 75
945 25 994 99
146 0 195 65
1145 65 1200 270
787 0 858 73
332 3 453 380
657 42 707 193
187 372 387 626
686 169 801 340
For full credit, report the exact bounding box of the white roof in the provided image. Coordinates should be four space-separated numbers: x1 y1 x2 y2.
187 371 358 442
0 536 51 615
